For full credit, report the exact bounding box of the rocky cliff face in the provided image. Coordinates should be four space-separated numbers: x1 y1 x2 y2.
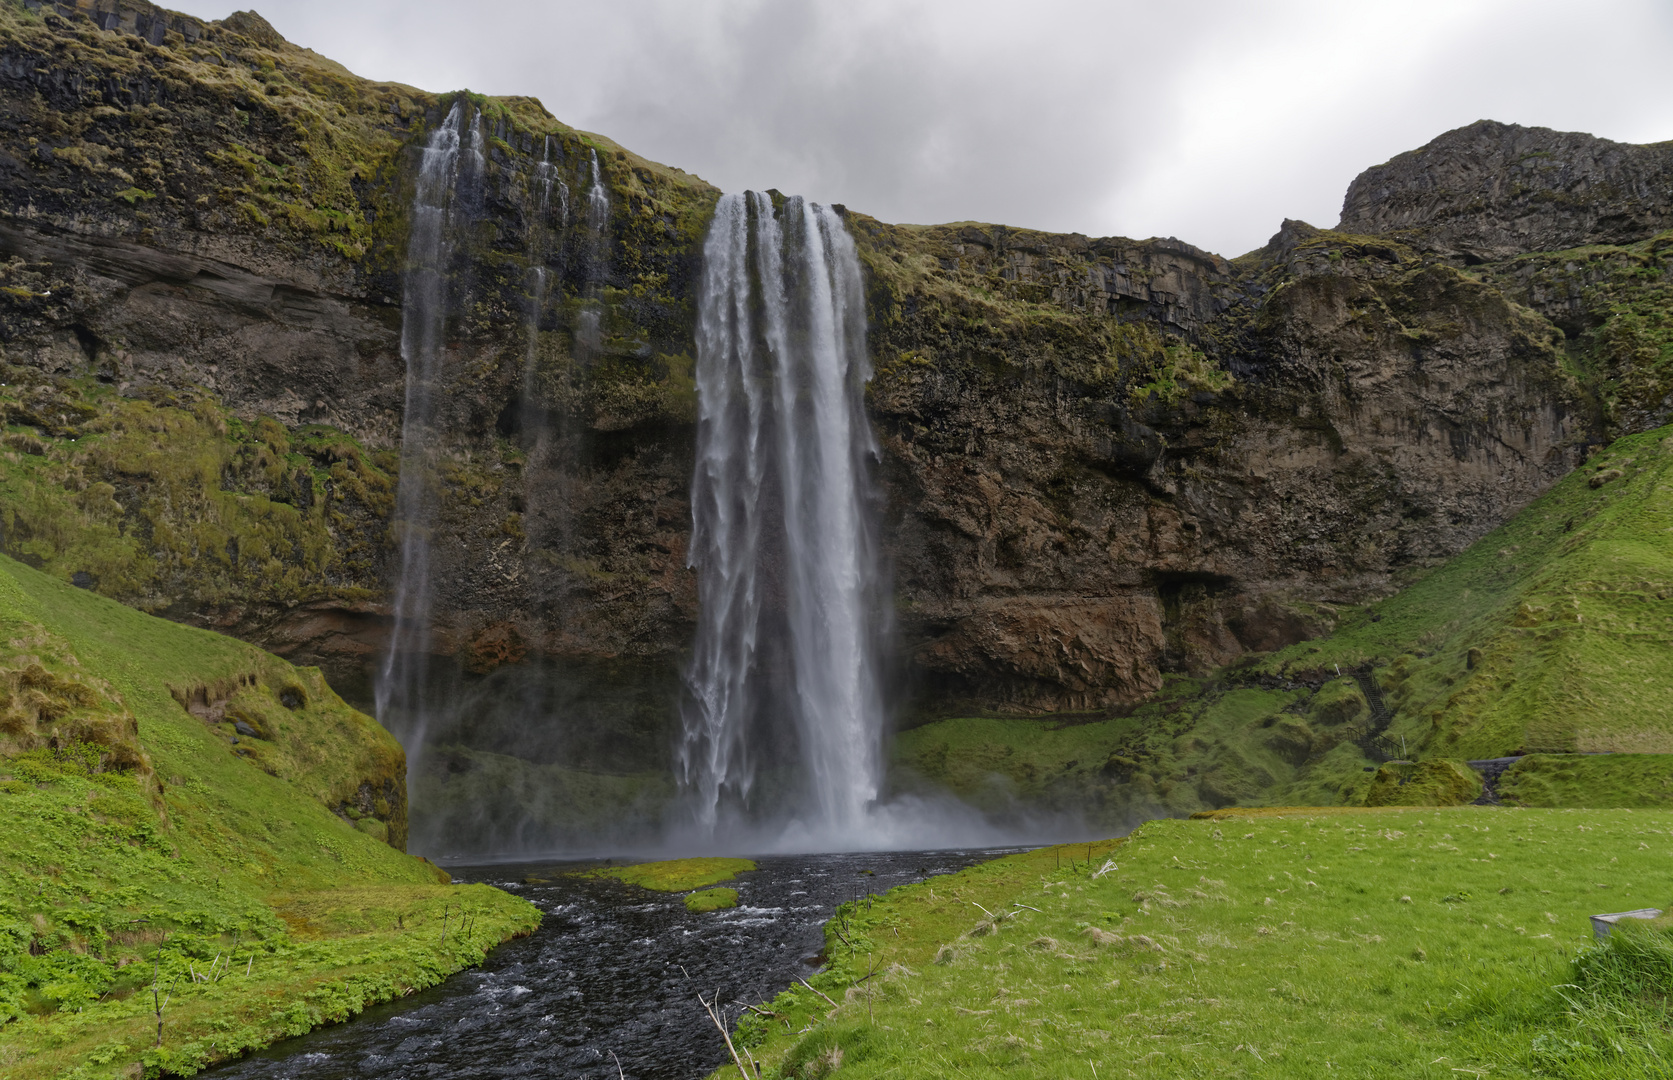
1338 119 1673 261
862 215 1588 713
1 3 1670 830
0 4 713 703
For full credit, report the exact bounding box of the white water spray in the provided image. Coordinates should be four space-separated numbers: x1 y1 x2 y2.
681 192 886 846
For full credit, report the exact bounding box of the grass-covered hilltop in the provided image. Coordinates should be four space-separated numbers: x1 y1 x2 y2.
0 553 537 1078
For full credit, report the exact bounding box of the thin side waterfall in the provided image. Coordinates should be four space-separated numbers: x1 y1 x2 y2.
681 191 885 844
523 136 556 404
575 148 611 361
584 149 610 286
586 148 609 233
376 102 484 784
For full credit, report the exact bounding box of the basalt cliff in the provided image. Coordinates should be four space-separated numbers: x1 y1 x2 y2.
2 4 1671 834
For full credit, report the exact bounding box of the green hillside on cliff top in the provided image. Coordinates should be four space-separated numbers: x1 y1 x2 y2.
897 420 1673 823
0 554 537 1079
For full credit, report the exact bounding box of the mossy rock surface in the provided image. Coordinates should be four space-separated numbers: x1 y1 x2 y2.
1309 678 1370 726
684 887 739 912
581 856 756 892
913 418 1673 826
1364 758 1483 806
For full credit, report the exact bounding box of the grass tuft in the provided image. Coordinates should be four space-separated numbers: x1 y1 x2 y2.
684 887 740 913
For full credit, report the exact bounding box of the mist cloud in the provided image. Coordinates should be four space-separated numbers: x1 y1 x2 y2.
189 0 1673 257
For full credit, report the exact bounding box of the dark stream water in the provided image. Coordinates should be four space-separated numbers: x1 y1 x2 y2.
209 849 1015 1080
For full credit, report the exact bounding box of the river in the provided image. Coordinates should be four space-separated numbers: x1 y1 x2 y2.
209 848 1015 1079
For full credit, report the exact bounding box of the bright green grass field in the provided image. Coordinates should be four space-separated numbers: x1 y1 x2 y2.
734 808 1673 1079
0 556 538 1079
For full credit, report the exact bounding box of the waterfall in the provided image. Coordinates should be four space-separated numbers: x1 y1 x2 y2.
524 136 556 403
586 148 610 232
570 148 611 362
584 149 610 286
681 191 885 844
376 101 484 785
536 136 556 213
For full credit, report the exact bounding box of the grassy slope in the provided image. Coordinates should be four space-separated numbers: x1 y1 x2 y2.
892 679 1386 828
898 421 1673 818
737 808 1673 1079
1502 755 1673 809
0 555 537 1079
1256 425 1673 762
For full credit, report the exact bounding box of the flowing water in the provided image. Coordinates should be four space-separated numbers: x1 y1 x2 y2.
206 849 1011 1080
585 149 610 282
376 102 485 781
521 135 558 438
680 193 886 847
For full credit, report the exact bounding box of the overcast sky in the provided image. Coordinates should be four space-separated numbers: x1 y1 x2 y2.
187 0 1673 258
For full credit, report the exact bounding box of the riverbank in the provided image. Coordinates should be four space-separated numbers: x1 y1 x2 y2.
736 807 1673 1078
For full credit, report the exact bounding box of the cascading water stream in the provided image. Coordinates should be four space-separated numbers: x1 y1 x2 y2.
681 191 885 846
523 136 556 408
573 149 611 360
586 148 609 234
376 102 484 784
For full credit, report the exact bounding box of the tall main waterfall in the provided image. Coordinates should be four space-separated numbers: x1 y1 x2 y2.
376 102 484 779
681 192 887 844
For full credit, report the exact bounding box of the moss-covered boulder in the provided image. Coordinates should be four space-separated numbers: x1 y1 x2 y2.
1364 759 1483 806
1309 678 1370 727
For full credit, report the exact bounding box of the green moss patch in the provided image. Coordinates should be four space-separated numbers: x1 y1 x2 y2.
0 555 539 1079
892 682 1378 828
1364 758 1483 806
732 808 1673 1078
0 372 394 613
684 887 739 912
581 856 756 892
1501 753 1673 808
